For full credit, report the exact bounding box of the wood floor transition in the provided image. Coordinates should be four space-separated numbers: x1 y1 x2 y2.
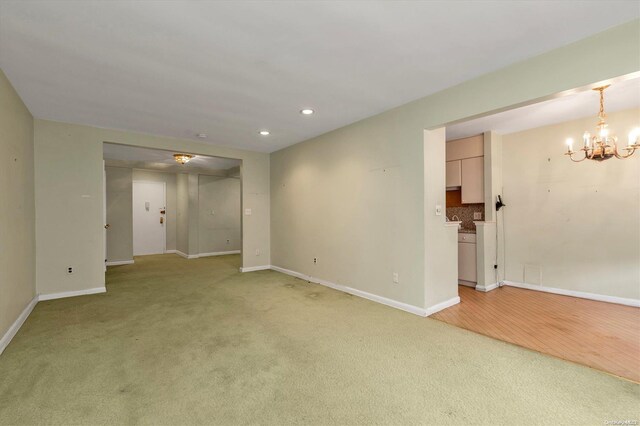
431 285 640 382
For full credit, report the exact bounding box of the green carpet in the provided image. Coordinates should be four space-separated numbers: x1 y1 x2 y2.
0 254 637 425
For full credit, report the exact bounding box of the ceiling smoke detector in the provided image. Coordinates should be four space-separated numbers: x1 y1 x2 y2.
196 133 207 139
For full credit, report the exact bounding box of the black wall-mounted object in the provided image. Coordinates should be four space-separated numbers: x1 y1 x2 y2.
496 195 506 211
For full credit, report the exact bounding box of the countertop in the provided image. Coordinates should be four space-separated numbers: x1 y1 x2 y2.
458 228 476 234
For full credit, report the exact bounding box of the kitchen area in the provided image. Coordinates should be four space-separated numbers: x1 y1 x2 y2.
445 134 484 287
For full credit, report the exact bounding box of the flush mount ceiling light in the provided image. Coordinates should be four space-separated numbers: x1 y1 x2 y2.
196 133 207 139
259 130 270 136
173 153 195 164
300 108 314 115
565 85 639 162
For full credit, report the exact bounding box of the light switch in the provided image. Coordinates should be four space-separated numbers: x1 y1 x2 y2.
244 208 252 216
435 205 442 216
145 201 150 211
210 209 215 215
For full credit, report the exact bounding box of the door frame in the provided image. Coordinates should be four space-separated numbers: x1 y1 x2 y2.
103 161 107 271
132 180 167 255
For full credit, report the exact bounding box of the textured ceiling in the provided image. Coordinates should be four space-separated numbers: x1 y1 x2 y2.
1 1 638 152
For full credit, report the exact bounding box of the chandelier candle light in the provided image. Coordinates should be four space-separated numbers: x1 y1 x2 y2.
565 85 640 162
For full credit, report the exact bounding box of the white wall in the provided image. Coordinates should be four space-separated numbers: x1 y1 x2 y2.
176 173 189 255
199 176 241 253
34 120 269 296
187 174 199 256
501 108 640 300
0 68 36 339
105 166 133 262
270 20 639 311
424 128 459 308
270 112 427 309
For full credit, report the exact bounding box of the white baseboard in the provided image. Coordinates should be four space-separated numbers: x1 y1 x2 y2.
199 250 241 257
173 250 198 259
240 265 272 272
165 250 177 254
459 280 476 288
425 296 461 316
38 287 106 301
170 250 240 259
503 280 640 307
0 295 38 356
106 259 134 266
270 265 428 317
475 282 499 292
2 286 109 356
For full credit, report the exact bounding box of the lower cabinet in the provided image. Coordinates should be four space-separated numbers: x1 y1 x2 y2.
458 233 477 283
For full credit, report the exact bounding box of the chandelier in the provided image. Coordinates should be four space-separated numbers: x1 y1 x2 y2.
565 85 639 162
173 153 195 164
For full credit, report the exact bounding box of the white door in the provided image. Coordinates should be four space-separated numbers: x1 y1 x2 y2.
133 181 166 255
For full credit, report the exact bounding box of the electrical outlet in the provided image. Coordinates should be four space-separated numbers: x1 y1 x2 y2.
435 205 442 216
392 272 399 284
473 212 482 220
255 249 261 256
313 257 318 264
67 266 73 274
226 239 230 244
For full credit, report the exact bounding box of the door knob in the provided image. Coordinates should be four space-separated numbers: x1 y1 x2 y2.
160 217 164 224
104 224 110 229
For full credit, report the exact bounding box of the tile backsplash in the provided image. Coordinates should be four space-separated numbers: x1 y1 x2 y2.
447 204 484 231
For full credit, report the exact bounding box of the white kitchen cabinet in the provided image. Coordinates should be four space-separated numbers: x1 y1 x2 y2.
446 135 484 161
461 156 484 204
458 235 477 283
445 160 461 188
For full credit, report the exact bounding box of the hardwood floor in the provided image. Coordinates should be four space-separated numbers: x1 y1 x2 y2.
431 285 640 382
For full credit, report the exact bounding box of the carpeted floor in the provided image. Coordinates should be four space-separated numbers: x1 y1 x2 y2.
0 254 638 425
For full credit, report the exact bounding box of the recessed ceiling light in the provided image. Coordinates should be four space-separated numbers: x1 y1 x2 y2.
259 130 270 136
196 133 207 139
300 109 314 115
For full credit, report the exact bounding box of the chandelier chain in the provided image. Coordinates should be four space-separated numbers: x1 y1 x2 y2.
597 86 607 126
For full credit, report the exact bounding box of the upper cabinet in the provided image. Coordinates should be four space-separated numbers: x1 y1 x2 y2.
446 135 483 161
461 157 484 204
446 134 484 204
446 160 461 188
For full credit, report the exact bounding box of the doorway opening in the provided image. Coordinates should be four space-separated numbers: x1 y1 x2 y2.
102 143 242 268
432 75 640 382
